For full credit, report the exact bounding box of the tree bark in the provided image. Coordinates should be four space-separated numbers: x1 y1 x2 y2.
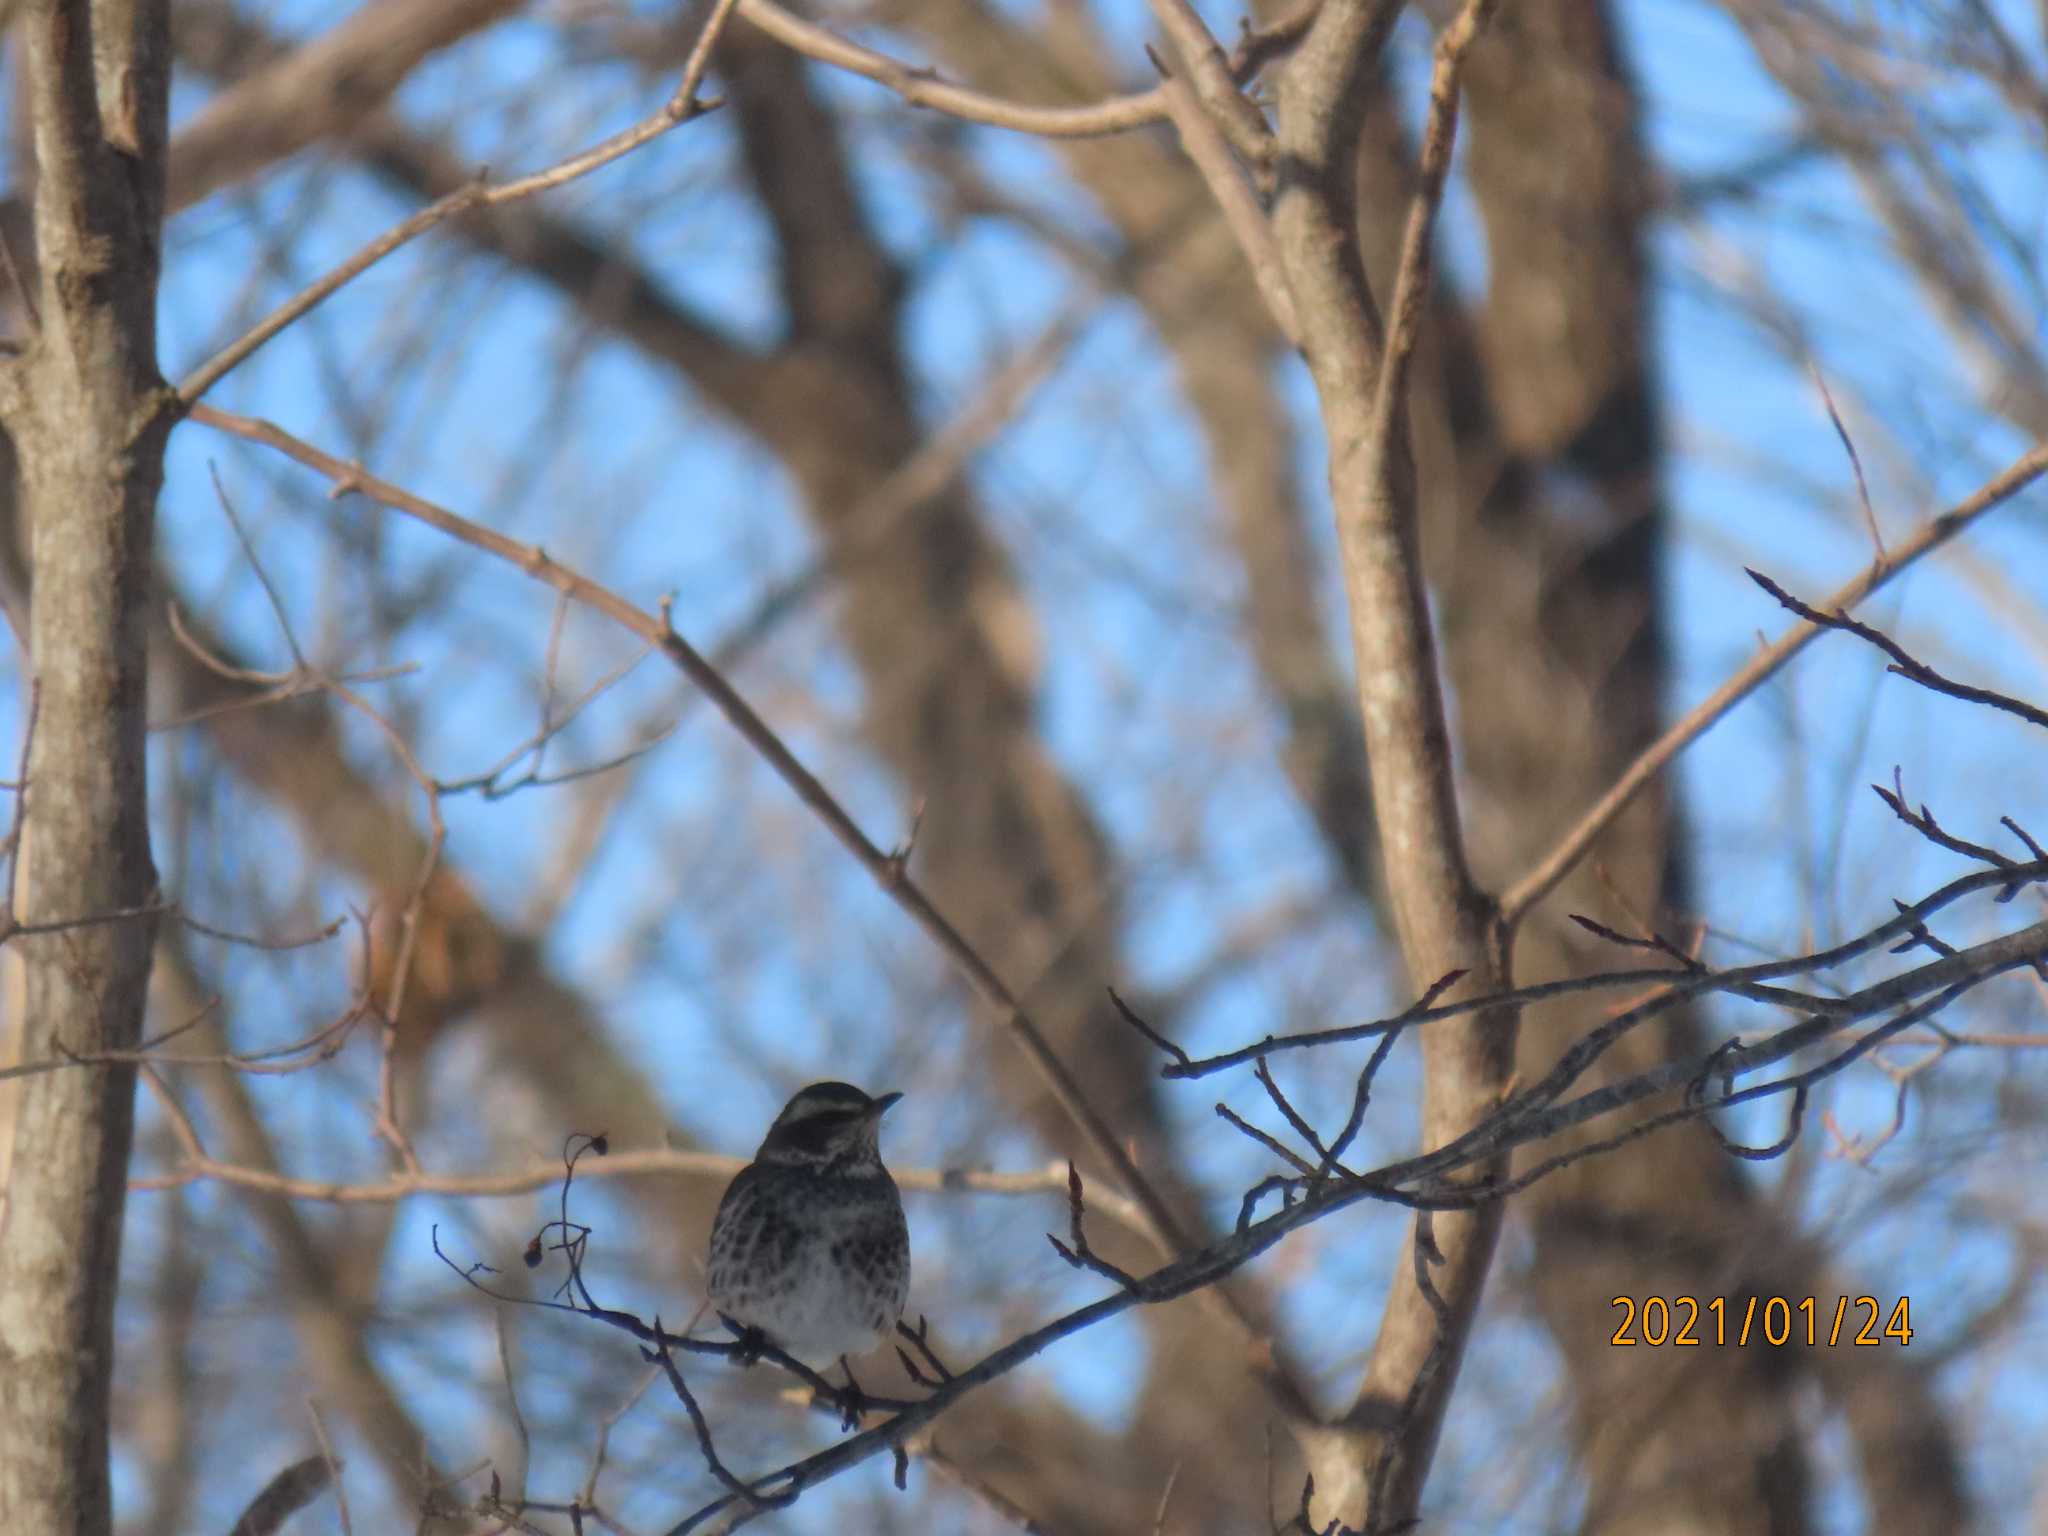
1270 4 1518 1525
0 3 173 1531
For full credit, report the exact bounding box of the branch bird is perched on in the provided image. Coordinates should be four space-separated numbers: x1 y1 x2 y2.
707 1082 909 1410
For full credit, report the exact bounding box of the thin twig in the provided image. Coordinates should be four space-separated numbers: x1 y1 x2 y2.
1749 567 2048 731
647 1341 790 1516
1872 768 2019 881
305 1401 352 1536
492 1307 531 1507
1107 987 1189 1067
1254 1058 1337 1166
1809 364 1885 558
1217 1104 1321 1176
578 1361 661 1509
1179 857 2045 1079
1364 0 1500 458
894 1314 957 1389
207 461 306 668
178 0 743 403
1321 1020 1406 1175
1044 1162 1141 1290
1504 442 2048 924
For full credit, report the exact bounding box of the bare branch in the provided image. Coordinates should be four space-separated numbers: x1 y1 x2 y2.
1144 0 1276 166
734 0 1170 138
1504 442 2048 925
136 1145 1146 1227
1364 0 1500 461
1044 1162 1141 1290
1810 364 1885 558
1748 567 2048 731
1150 63 1300 346
176 0 740 404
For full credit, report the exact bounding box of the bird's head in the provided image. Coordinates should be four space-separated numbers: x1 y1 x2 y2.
755 1081 902 1167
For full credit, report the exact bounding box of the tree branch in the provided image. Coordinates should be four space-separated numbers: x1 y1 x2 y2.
1503 442 2048 925
1267 0 1512 1523
0 3 173 1528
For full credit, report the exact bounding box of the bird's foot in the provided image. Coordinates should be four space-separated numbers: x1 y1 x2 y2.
717 1314 770 1366
833 1356 871 1431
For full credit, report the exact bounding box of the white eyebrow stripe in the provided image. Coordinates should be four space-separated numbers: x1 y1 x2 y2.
778 1096 868 1123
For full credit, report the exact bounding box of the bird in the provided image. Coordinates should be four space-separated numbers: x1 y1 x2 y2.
706 1081 910 1408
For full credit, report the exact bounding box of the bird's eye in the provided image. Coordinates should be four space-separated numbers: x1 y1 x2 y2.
784 1112 856 1155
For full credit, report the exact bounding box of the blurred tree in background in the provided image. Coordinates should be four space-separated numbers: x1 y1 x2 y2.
0 1 2043 1532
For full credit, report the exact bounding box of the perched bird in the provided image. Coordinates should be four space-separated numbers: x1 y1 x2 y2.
707 1082 909 1386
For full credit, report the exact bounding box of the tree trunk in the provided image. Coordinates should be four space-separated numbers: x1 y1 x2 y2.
0 3 172 1531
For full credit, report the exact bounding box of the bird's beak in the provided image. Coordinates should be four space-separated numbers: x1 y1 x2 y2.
868 1092 903 1119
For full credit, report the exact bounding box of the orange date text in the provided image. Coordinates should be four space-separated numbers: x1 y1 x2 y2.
1609 1295 1913 1347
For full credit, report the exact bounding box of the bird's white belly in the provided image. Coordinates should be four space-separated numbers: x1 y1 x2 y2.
718 1199 906 1367
758 1247 889 1364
